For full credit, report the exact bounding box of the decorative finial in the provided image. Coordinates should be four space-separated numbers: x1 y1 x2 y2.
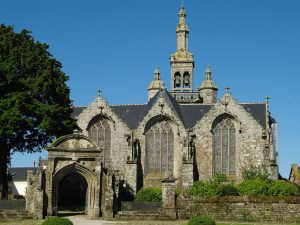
154 65 160 74
97 89 101 97
265 96 271 102
225 86 231 93
181 0 184 8
206 65 211 73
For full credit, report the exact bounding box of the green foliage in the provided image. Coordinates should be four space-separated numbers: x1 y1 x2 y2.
213 173 228 184
238 179 270 196
135 187 162 202
188 174 239 197
41 217 73 225
187 181 222 196
267 180 299 196
295 216 300 224
0 24 77 199
187 215 216 225
242 168 269 181
238 179 299 196
13 194 25 200
220 183 239 196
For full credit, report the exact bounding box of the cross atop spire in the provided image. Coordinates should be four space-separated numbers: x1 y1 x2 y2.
97 89 101 97
225 86 231 93
154 65 160 80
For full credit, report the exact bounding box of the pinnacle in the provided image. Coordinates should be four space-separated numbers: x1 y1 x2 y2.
154 65 160 74
206 65 211 73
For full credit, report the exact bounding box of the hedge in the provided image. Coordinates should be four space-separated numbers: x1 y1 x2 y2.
41 217 73 225
135 187 162 202
187 215 216 225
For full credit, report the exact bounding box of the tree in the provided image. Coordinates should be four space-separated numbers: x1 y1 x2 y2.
0 24 77 199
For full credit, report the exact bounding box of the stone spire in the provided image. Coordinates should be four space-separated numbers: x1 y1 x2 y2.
176 4 189 52
198 65 218 104
148 66 164 101
170 4 195 103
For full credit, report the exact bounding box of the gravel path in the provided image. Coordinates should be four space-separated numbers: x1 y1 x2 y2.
68 216 127 225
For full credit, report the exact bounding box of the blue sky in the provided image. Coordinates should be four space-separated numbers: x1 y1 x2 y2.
1 0 300 178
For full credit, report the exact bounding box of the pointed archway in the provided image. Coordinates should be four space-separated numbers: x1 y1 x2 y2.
57 172 88 213
52 163 99 218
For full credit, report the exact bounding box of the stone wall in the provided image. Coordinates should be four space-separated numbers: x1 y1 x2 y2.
193 95 273 181
177 196 300 223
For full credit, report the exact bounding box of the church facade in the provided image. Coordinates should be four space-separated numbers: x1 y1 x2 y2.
26 5 279 219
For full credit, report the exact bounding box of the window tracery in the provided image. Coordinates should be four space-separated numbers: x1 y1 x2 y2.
213 117 236 175
88 117 111 167
145 120 174 174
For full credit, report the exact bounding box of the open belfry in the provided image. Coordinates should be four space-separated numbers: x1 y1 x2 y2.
26 4 279 219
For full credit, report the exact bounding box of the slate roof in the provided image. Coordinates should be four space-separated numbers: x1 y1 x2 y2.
71 90 268 130
180 104 213 129
9 167 38 181
71 106 86 118
111 104 147 129
242 103 266 129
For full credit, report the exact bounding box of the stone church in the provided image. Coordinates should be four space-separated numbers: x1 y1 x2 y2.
26 5 279 219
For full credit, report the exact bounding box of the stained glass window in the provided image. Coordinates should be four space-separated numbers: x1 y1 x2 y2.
145 120 174 174
88 117 111 167
213 117 236 175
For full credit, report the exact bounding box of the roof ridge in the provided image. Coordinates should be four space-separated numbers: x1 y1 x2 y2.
110 104 146 106
71 105 87 108
241 102 266 104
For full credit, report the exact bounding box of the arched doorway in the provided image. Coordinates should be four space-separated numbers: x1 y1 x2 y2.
58 172 88 213
52 163 99 218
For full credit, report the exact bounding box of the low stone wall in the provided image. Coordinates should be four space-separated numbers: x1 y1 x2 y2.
177 196 300 223
0 200 25 211
121 201 161 212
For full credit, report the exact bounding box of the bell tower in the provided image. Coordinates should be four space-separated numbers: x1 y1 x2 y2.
170 4 195 103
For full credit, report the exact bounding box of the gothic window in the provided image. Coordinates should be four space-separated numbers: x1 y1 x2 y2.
213 117 236 175
145 120 174 174
88 116 111 167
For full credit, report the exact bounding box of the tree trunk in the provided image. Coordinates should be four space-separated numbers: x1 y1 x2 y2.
0 146 8 200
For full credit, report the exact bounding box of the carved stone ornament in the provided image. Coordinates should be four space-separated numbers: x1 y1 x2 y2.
221 93 231 106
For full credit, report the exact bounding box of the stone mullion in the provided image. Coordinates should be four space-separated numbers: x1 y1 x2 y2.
153 129 156 173
167 131 169 172
104 126 106 166
227 125 230 175
221 125 223 174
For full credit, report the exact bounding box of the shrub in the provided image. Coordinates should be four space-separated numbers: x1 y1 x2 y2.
187 181 222 196
41 217 73 225
187 215 216 225
212 173 228 184
267 180 299 196
221 183 239 196
135 187 162 202
242 168 269 181
13 194 25 200
238 179 270 196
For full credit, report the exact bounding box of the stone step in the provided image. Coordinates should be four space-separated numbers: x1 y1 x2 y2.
116 211 171 221
0 210 34 220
